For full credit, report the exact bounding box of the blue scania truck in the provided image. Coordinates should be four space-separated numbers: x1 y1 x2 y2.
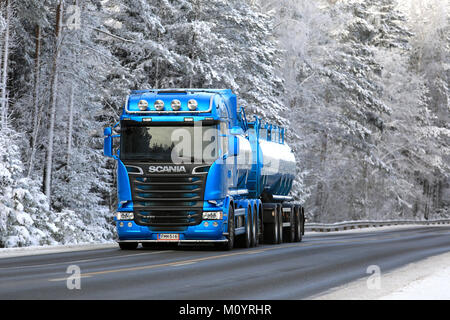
104 89 304 250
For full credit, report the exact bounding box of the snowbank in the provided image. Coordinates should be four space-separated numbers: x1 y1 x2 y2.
313 251 450 300
380 261 450 300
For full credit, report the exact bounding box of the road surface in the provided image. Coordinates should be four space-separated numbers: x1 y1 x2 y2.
0 225 449 299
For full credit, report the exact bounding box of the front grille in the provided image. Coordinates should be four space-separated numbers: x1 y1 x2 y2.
125 163 209 227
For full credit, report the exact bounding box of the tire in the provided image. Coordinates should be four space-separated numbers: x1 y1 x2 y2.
118 242 138 250
284 206 295 243
301 207 305 236
277 205 283 244
294 206 302 242
250 206 258 247
258 205 264 244
264 206 279 244
220 206 235 251
237 206 252 248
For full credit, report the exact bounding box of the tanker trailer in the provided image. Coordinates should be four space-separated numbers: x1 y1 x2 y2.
245 119 304 245
103 88 305 250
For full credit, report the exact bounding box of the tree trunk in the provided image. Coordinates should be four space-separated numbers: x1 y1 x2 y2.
27 25 42 177
1 0 11 129
423 178 430 220
154 57 160 89
66 82 74 168
44 1 64 208
188 0 200 88
154 31 161 88
362 161 369 219
314 133 328 221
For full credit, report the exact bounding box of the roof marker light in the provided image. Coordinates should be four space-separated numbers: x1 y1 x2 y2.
154 99 165 111
188 99 198 111
138 100 148 111
171 99 181 111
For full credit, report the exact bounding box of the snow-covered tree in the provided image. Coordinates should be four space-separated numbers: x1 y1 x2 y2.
0 0 448 247
407 0 450 218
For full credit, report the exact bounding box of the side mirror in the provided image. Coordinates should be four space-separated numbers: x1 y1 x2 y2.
104 127 112 136
104 127 113 158
228 136 239 157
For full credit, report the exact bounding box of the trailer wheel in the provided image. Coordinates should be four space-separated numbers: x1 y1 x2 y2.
118 242 138 250
263 207 279 244
294 206 302 242
258 204 264 244
277 205 283 244
284 206 295 243
301 207 305 236
251 205 258 247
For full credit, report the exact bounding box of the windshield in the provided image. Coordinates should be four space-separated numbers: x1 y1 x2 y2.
120 123 219 164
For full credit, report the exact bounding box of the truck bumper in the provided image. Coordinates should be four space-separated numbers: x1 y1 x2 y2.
116 220 226 242
118 239 228 244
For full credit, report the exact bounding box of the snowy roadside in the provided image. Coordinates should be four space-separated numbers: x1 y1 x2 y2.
312 251 450 300
306 224 426 235
381 262 450 300
0 242 117 259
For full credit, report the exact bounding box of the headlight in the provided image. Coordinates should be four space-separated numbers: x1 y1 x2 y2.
202 211 223 220
117 212 134 220
171 99 181 111
154 99 165 111
138 100 148 111
187 99 198 110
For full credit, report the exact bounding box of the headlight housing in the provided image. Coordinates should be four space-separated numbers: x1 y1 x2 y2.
202 211 223 220
117 212 134 220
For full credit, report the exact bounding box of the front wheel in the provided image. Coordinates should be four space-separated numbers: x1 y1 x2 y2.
220 206 235 251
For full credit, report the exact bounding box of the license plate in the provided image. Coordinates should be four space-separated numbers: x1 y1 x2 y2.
157 233 179 241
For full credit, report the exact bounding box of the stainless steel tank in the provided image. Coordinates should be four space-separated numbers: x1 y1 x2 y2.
258 139 296 197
